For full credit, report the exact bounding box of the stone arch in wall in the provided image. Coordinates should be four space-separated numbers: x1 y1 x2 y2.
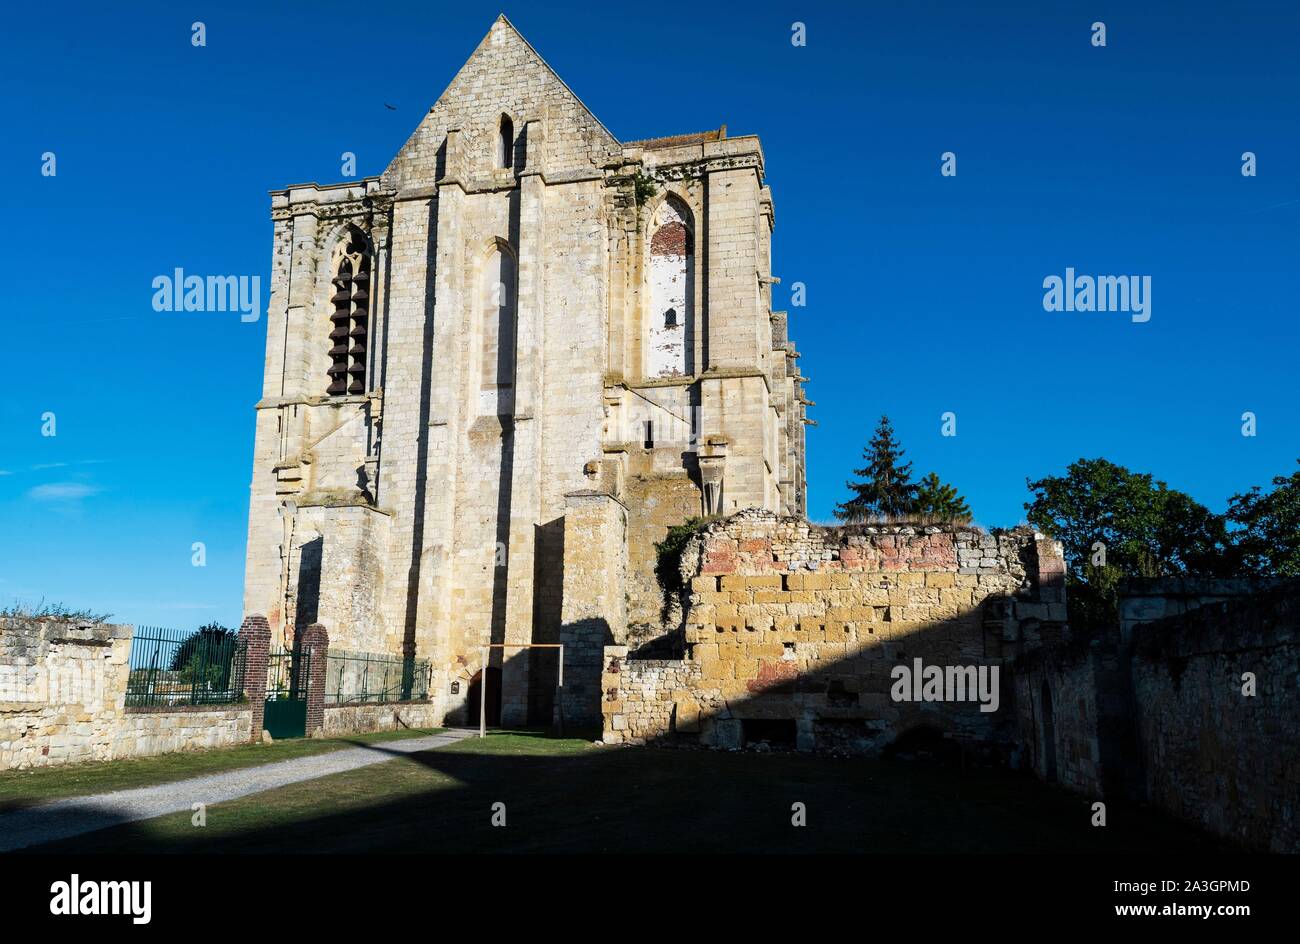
646 194 695 379
478 238 518 417
497 114 515 170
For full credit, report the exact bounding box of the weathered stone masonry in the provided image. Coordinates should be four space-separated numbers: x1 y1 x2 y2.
0 617 251 770
602 510 1067 754
242 16 809 729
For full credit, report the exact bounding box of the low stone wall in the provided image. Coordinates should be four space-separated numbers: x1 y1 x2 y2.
1130 580 1300 852
602 509 1067 754
601 652 708 743
1 617 253 770
116 706 252 758
322 701 442 736
1 617 133 769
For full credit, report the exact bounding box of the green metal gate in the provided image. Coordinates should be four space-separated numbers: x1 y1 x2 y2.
264 646 311 739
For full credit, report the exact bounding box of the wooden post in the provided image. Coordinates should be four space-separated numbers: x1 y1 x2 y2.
479 645 488 739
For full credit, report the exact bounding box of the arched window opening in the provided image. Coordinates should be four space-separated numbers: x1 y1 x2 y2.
497 115 514 170
647 195 695 378
327 227 371 396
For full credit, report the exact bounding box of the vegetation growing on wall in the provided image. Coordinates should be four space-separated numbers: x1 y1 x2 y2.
0 599 112 622
654 517 713 599
633 170 658 206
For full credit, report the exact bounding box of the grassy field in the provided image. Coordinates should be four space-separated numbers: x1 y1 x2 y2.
24 730 1225 853
0 727 444 811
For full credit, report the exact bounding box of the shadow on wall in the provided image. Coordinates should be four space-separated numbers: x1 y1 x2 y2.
605 603 1042 766
294 536 323 634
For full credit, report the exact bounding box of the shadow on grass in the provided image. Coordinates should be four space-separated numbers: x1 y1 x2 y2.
20 732 1230 855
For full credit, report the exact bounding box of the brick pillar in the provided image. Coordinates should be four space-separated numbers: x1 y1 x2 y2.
239 614 272 743
300 622 329 737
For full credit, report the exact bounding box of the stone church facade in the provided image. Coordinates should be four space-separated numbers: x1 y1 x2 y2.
242 16 809 727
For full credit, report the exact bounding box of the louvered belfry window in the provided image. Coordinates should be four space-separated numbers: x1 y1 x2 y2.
328 228 371 396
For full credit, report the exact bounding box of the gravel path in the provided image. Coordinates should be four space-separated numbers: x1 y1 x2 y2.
0 728 477 852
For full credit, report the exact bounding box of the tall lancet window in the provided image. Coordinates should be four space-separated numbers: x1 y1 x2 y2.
648 195 694 378
327 226 371 396
497 114 514 170
480 242 517 416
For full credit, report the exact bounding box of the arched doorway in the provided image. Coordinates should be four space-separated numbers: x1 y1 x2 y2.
1040 680 1057 783
467 667 502 727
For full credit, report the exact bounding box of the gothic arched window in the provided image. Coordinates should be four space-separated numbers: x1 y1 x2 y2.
327 226 371 396
648 195 695 378
497 115 514 170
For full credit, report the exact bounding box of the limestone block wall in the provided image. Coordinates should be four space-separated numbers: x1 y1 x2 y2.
322 702 441 737
1129 581 1300 852
0 618 133 768
600 648 712 743
560 491 628 725
0 618 251 770
114 707 251 758
602 510 1066 754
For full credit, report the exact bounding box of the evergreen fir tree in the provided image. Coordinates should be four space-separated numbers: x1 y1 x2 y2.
913 472 973 522
834 416 917 521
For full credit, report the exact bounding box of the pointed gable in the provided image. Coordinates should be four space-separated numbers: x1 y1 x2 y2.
382 15 621 191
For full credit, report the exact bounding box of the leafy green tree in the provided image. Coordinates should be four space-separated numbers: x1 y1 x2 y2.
171 623 239 691
835 416 917 522
1024 458 1235 635
1025 458 1231 578
913 472 972 523
1227 460 1300 577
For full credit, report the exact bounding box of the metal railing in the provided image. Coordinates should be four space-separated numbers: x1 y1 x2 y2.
125 626 246 707
325 649 431 705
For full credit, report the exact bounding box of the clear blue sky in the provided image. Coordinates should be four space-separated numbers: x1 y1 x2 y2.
3 1 1297 630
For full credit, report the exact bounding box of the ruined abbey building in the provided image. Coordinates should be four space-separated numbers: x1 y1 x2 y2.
242 16 809 726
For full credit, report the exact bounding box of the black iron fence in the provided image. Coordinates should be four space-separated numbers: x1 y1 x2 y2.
125 626 247 707
325 649 431 705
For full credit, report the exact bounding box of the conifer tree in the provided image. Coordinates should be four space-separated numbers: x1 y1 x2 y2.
835 416 917 522
913 472 972 523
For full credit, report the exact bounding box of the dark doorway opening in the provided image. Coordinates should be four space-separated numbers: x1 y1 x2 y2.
468 667 502 727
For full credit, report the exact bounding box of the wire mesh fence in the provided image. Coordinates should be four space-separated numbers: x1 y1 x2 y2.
325 649 431 705
125 625 247 707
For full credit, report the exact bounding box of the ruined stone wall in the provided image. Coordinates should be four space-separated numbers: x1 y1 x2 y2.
0 619 251 770
622 460 704 634
1129 581 1300 852
602 510 1066 753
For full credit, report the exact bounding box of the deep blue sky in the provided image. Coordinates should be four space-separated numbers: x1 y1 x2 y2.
2 1 1297 630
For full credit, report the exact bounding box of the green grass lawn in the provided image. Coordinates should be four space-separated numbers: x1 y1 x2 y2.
25 730 1226 853
0 727 444 811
